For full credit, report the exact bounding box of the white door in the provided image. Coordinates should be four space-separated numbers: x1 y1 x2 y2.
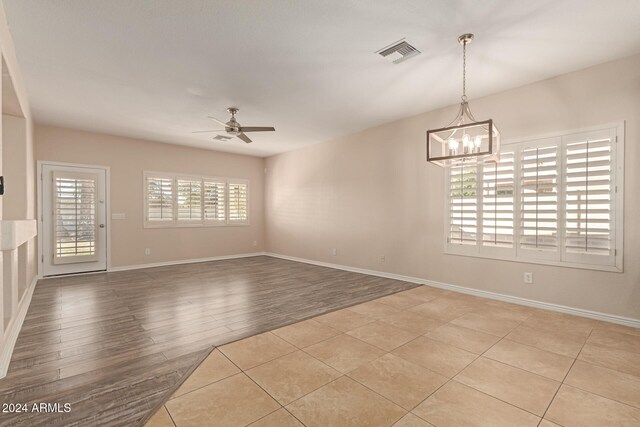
41 164 107 276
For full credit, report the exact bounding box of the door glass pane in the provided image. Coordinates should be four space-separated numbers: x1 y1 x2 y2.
53 172 98 264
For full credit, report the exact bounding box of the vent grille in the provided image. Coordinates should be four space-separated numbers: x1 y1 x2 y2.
377 40 421 64
213 135 232 141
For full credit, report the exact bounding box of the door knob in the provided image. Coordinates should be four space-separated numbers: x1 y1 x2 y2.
99 224 105 228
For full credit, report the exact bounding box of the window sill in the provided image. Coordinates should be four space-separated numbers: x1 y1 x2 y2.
444 247 623 273
143 222 250 229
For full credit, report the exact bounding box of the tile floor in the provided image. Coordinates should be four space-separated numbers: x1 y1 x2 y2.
145 286 640 427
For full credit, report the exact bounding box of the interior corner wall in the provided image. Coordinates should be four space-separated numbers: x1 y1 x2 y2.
2 114 27 219
0 1 37 288
264 53 640 320
34 125 266 269
2 113 34 298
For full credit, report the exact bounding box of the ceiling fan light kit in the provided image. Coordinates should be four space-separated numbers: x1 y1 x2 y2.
193 107 276 144
426 33 500 167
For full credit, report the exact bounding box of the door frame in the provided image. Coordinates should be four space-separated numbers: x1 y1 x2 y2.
37 160 112 278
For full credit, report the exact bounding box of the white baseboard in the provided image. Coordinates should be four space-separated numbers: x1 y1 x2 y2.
0 275 38 379
265 252 640 329
108 252 267 272
265 252 425 284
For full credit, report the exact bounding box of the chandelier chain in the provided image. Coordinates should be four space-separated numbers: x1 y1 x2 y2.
462 39 467 102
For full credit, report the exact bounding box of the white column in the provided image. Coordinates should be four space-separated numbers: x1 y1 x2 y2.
0 252 3 342
3 248 18 324
18 240 28 298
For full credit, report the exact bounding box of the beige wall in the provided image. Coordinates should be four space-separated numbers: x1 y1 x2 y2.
0 2 37 290
265 54 640 320
35 125 265 268
2 114 28 219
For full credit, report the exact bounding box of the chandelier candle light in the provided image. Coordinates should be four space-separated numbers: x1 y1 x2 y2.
426 33 500 167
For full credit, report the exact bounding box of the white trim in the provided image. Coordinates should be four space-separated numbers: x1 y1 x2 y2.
0 276 38 379
265 252 423 284
264 252 640 328
614 123 625 272
443 249 623 273
107 252 266 272
37 160 111 276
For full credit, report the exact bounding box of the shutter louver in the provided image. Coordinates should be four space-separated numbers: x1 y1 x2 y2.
146 176 174 222
177 179 202 221
228 181 249 224
449 163 478 245
53 172 98 264
519 145 559 252
204 179 226 223
565 136 613 256
482 152 514 247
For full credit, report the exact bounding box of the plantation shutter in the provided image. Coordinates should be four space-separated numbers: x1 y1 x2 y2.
228 180 249 224
177 178 202 222
481 152 515 248
203 179 227 224
518 142 560 259
146 175 174 224
448 163 478 245
53 171 99 264
563 129 615 265
445 126 622 270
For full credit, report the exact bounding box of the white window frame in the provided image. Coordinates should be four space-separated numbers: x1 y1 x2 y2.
444 122 624 272
143 171 250 228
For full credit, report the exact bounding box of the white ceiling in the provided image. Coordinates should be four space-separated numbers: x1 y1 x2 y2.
3 0 640 157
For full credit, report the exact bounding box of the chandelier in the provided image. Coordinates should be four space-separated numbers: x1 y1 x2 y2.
427 33 500 167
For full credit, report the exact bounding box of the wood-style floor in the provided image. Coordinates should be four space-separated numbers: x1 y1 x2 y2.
0 256 417 427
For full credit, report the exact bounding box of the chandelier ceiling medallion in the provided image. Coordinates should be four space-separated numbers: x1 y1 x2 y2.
427 33 500 167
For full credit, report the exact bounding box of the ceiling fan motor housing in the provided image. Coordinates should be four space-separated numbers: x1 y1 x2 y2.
226 118 241 135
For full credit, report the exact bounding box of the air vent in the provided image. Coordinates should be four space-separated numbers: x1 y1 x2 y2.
376 39 421 64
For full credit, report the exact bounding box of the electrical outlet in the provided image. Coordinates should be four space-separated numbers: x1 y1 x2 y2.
380 255 385 263
252 240 258 247
332 248 337 256
145 248 151 256
524 272 533 284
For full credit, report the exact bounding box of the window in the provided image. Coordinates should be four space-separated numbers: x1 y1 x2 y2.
519 144 558 255
482 152 515 248
53 171 98 263
203 179 226 224
146 175 174 223
445 125 623 271
228 180 249 224
448 162 478 245
177 178 202 222
144 172 249 227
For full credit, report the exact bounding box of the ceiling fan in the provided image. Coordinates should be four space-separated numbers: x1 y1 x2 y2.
193 107 275 143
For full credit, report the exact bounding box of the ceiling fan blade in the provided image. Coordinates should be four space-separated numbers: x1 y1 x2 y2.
237 133 252 144
239 126 275 132
192 129 225 133
207 116 229 127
